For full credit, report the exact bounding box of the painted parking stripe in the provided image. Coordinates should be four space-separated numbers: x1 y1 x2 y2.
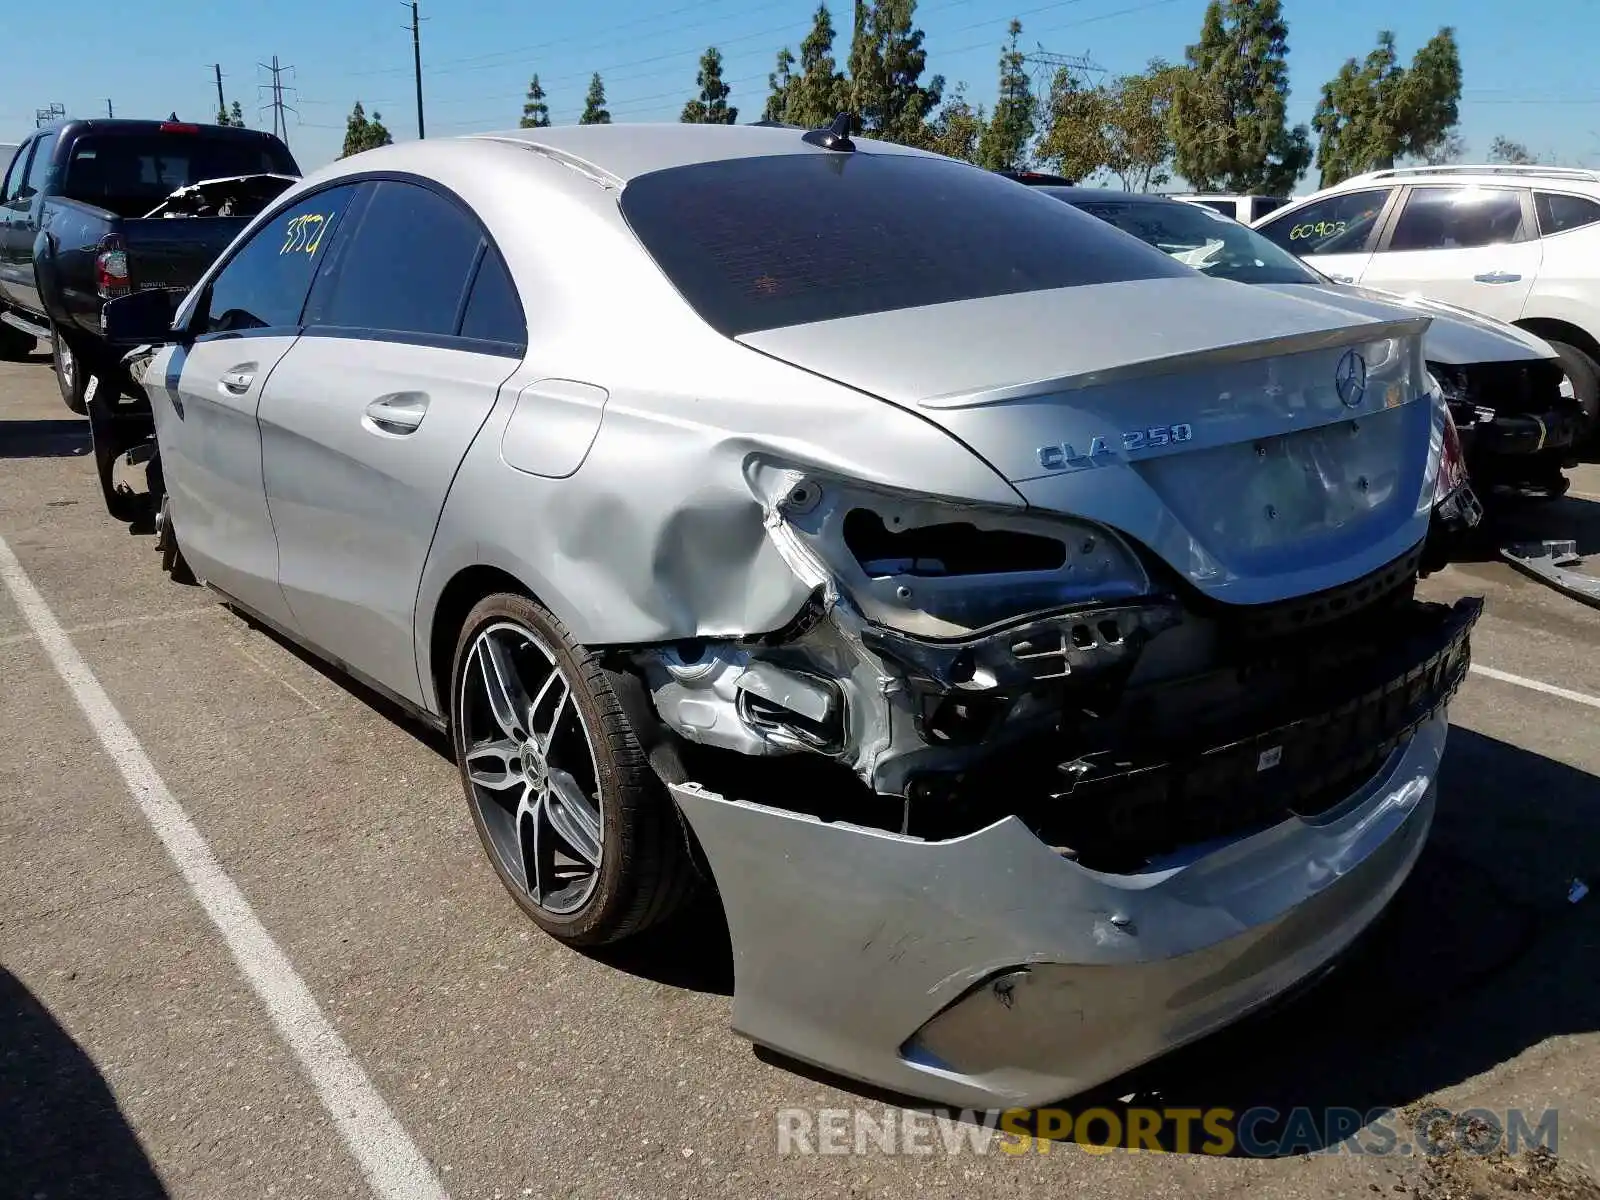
0 535 449 1200
1470 664 1600 711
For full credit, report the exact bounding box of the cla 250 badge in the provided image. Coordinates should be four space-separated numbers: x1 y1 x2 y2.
1036 423 1194 471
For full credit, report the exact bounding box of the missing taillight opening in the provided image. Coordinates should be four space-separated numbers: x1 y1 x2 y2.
842 508 1068 577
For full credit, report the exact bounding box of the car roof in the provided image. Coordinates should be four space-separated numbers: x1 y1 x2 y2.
466 122 943 185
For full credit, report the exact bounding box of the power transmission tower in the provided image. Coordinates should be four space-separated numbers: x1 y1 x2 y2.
257 57 298 147
213 64 227 120
34 102 66 128
403 1 427 139
1023 46 1106 93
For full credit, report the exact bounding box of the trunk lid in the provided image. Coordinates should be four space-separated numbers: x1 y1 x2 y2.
739 276 1442 606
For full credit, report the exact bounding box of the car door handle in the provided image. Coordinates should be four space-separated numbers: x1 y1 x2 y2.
363 393 429 435
219 370 254 394
1474 271 1522 284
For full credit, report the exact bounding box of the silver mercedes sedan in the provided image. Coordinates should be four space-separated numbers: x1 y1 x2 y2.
111 120 1480 1110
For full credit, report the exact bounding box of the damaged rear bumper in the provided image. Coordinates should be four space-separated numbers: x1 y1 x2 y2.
674 717 1443 1110
670 597 1477 1109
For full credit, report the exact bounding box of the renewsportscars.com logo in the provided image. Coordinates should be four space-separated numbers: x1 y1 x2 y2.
775 1105 1560 1158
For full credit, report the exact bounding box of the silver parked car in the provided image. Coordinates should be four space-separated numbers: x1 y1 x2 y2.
111 122 1481 1110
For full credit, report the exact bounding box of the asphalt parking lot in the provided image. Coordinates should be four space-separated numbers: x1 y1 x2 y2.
3 344 1600 1200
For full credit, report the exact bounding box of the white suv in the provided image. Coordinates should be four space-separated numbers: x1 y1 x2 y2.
1255 165 1600 422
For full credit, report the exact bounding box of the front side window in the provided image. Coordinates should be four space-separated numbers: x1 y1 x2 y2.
618 152 1189 337
1258 189 1395 256
200 185 358 335
0 141 33 206
1386 186 1526 252
309 180 485 337
16 137 52 203
1535 191 1600 237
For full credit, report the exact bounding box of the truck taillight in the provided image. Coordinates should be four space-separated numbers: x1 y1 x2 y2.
1434 399 1470 505
96 235 130 300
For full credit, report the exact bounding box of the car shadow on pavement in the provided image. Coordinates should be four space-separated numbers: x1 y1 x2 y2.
754 725 1600 1158
0 417 90 459
0 969 168 1197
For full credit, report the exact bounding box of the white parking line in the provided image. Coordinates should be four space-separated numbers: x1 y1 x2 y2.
0 534 449 1200
1471 664 1600 711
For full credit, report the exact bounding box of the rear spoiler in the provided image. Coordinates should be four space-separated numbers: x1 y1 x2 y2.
917 314 1435 411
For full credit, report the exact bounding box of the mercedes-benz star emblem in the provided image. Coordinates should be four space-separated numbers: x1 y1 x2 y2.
1335 349 1368 409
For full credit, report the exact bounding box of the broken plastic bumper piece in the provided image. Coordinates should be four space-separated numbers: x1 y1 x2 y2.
1501 540 1600 609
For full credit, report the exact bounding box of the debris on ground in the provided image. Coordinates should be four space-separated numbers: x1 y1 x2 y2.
1410 1144 1600 1200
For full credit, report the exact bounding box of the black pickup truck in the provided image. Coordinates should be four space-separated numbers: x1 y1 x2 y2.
0 118 299 512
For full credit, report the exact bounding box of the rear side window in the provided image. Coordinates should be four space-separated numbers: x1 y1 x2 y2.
311 180 484 338
459 247 526 349
1535 191 1600 236
1387 186 1526 252
200 186 358 334
1259 189 1394 256
1194 199 1237 217
618 152 1188 337
1251 196 1288 220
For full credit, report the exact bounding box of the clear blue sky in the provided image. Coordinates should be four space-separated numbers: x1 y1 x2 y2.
5 0 1598 184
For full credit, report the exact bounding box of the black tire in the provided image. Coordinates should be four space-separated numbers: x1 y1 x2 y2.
52 326 90 415
85 384 142 521
1549 340 1600 442
450 592 697 946
0 320 35 362
153 487 196 585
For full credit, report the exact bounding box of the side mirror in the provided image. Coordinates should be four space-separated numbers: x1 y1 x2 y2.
102 288 185 346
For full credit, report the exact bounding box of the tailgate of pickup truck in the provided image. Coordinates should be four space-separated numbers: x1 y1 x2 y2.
123 215 251 294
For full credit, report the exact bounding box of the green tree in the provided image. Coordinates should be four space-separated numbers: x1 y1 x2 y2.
1038 67 1111 183
1489 135 1537 165
580 73 611 125
848 0 940 144
976 20 1034 171
788 4 848 128
1311 28 1462 187
682 46 739 123
1419 130 1466 165
229 100 245 128
764 47 796 122
521 74 551 128
1170 0 1311 194
1104 60 1183 191
216 103 231 126
922 85 986 163
341 100 393 158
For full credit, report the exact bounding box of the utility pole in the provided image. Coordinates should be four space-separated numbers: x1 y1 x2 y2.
257 57 297 148
105 99 115 118
1022 45 1106 94
213 64 226 120
34 103 66 128
405 0 426 139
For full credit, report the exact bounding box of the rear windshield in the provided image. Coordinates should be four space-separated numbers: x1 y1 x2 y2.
618 151 1190 337
62 132 299 213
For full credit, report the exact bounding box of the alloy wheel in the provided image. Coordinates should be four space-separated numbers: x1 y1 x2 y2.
458 621 605 915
